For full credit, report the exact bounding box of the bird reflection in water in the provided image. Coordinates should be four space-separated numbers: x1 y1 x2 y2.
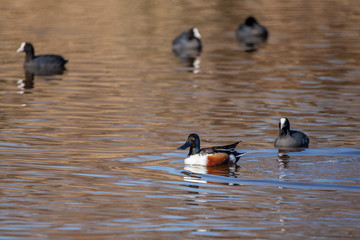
173 49 201 74
182 163 239 184
17 66 66 94
277 148 306 169
17 70 35 92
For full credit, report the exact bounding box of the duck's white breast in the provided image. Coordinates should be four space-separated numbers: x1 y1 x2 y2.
184 154 208 166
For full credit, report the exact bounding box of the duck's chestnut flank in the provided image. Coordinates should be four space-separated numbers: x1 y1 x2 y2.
207 153 230 167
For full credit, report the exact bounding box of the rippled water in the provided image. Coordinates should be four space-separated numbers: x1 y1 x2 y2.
1 0 360 239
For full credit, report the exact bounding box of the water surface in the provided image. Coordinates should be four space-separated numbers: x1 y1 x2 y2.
1 0 360 239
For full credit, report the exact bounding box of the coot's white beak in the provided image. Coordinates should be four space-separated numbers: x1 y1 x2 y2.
280 117 287 129
193 28 201 39
16 42 26 53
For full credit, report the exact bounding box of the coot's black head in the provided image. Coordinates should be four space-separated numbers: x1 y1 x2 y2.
17 42 34 54
279 117 290 133
178 133 201 155
188 28 201 40
17 42 35 61
245 16 258 26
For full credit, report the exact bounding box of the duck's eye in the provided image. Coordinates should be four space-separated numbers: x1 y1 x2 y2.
192 138 195 141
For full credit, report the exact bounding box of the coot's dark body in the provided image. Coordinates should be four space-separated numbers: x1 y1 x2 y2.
236 17 268 51
17 42 68 74
172 28 202 59
274 117 310 149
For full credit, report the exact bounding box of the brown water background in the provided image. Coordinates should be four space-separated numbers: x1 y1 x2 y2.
1 0 360 239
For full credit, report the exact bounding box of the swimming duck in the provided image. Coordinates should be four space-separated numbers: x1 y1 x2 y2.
274 117 310 148
236 16 268 50
172 28 202 54
178 133 244 166
17 42 68 71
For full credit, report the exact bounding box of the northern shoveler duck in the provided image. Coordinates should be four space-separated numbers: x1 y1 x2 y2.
274 117 310 148
178 133 245 166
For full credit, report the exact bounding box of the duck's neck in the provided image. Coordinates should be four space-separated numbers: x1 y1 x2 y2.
188 146 200 155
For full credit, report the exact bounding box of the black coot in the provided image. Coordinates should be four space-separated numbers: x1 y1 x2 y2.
172 28 202 59
236 17 268 51
17 42 68 74
274 117 310 148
